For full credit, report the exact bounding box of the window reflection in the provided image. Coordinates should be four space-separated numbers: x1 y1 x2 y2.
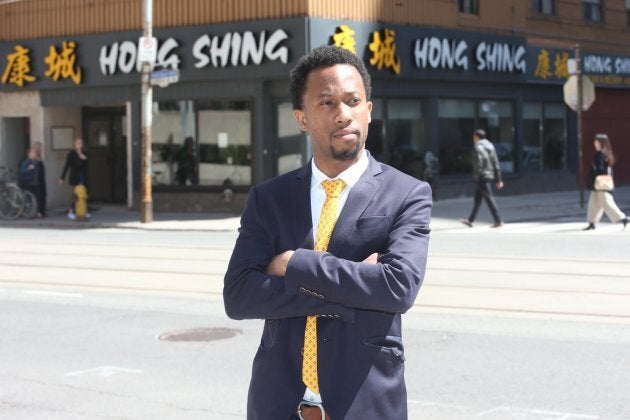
151 99 252 187
365 98 430 180
198 99 252 186
276 101 306 175
438 99 475 175
152 100 196 186
478 100 514 174
524 102 566 171
438 99 515 175
387 99 427 179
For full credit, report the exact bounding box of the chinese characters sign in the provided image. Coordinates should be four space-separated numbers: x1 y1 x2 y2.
45 41 82 84
1 45 36 87
530 47 630 86
327 24 527 77
2 41 83 87
533 49 568 80
369 29 401 74
0 19 301 91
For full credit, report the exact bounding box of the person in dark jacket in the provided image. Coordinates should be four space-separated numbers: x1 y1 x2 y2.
583 133 628 230
59 138 88 220
32 141 47 217
175 136 198 186
459 129 504 228
18 147 43 217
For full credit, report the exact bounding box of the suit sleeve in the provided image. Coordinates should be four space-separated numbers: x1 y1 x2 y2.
284 181 432 314
223 186 355 322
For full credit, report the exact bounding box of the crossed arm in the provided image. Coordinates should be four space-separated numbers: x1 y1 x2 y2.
223 182 431 321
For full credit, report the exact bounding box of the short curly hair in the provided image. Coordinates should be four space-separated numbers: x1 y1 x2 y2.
290 45 372 110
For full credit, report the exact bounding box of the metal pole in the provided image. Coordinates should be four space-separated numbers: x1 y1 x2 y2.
576 44 584 208
140 0 153 222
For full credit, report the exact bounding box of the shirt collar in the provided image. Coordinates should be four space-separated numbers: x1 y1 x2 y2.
311 149 368 190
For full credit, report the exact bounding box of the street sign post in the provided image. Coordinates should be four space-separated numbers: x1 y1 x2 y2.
150 68 180 87
565 44 597 209
140 0 154 223
138 36 157 65
563 74 595 112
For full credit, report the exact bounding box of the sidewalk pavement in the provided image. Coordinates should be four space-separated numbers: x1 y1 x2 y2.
1 187 629 232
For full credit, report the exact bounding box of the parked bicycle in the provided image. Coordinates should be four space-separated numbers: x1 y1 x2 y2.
0 166 38 220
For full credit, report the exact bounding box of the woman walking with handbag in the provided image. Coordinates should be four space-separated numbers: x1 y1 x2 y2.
583 133 628 230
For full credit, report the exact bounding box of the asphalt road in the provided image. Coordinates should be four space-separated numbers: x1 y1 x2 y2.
1 224 629 419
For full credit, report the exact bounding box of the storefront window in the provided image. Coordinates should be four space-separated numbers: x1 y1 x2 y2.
198 99 252 186
387 99 427 178
276 101 306 175
365 98 384 162
438 99 475 175
478 100 514 173
152 100 196 186
151 99 252 187
543 103 566 169
523 102 566 171
523 102 543 170
438 99 514 175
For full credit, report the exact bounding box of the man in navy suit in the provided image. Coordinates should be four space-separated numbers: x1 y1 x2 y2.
224 45 432 420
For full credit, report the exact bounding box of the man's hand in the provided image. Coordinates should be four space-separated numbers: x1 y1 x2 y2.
266 250 295 277
363 253 380 264
496 181 504 190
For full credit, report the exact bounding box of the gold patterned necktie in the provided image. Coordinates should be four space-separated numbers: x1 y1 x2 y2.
302 179 347 394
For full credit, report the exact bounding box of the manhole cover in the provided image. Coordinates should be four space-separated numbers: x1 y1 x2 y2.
158 327 242 342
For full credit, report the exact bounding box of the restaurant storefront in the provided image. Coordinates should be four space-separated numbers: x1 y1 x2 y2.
2 17 628 211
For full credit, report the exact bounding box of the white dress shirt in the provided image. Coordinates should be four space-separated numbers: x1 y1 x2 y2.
303 149 369 403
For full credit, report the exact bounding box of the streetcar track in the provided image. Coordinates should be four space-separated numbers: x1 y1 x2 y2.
0 263 224 276
0 260 627 292
417 303 630 319
0 279 220 297
0 250 230 262
429 253 630 265
2 279 629 321
0 240 232 252
1 263 629 297
428 266 629 279
423 283 630 297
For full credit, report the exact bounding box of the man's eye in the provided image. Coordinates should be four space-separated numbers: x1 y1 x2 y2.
321 100 333 107
348 98 361 106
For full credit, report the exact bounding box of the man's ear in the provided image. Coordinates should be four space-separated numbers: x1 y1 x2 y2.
293 109 308 132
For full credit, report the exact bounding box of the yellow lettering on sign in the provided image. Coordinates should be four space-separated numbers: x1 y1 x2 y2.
44 41 82 84
554 52 569 79
1 45 36 87
368 29 401 75
332 25 357 54
534 49 552 80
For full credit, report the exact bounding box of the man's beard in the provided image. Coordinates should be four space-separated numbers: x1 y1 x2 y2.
330 139 364 161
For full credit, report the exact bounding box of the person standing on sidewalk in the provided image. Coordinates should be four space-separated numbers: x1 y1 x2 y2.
224 45 432 419
583 133 628 230
32 141 47 217
18 147 43 216
459 129 504 228
58 138 88 220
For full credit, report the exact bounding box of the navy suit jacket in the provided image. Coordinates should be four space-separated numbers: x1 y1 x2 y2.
224 154 432 419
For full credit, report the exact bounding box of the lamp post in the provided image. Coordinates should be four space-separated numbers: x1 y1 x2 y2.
575 44 584 208
140 0 153 223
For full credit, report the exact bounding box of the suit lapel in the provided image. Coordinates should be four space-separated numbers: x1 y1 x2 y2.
291 163 314 249
327 156 383 256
